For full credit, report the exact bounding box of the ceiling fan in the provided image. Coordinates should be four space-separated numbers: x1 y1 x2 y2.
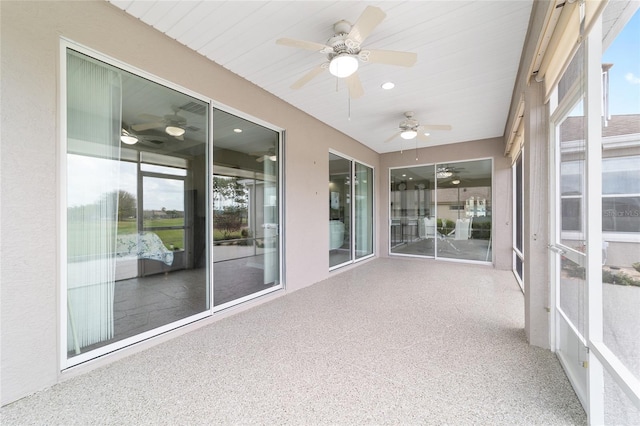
131 107 188 140
249 148 277 163
120 128 169 147
436 165 465 180
276 6 417 98
384 111 452 143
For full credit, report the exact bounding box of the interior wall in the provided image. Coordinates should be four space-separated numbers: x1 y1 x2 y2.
379 137 513 270
0 1 378 405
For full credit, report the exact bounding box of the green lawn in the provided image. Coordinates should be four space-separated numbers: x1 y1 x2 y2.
68 218 185 254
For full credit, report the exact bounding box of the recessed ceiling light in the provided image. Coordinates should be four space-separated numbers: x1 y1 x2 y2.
381 82 395 90
424 132 430 137
402 174 406 177
233 128 242 133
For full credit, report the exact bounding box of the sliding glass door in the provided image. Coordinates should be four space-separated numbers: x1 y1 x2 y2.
65 48 209 364
212 109 281 308
329 153 374 269
390 159 492 263
355 162 374 260
64 45 283 366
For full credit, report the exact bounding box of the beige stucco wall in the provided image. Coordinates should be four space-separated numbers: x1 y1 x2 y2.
379 137 513 270
0 0 380 405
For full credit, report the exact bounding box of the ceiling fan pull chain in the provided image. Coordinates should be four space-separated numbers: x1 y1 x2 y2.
348 93 351 121
415 139 419 161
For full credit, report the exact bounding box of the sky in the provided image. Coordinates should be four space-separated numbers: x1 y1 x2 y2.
67 155 185 211
602 7 640 115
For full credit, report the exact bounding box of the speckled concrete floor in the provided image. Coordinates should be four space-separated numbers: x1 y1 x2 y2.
1 258 586 425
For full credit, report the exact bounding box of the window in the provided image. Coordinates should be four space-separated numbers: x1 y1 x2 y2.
513 151 524 289
602 155 640 233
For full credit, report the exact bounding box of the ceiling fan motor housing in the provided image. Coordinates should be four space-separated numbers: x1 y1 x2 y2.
326 20 360 61
164 113 187 127
400 119 419 131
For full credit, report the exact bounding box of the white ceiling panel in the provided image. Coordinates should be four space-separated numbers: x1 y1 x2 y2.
107 0 533 154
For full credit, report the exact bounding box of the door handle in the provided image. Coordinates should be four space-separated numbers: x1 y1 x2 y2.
547 244 566 255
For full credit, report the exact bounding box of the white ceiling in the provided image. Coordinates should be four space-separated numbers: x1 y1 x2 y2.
108 1 533 154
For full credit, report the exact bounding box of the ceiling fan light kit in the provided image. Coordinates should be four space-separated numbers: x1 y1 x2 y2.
165 125 185 137
385 111 452 145
329 54 359 78
120 129 138 145
276 6 416 99
400 130 417 140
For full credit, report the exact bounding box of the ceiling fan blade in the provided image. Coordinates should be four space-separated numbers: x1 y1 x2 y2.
363 49 417 67
276 38 332 53
417 132 430 141
346 73 364 99
348 6 386 45
131 122 164 132
423 124 452 131
139 134 167 143
137 113 164 121
291 64 327 89
384 132 401 143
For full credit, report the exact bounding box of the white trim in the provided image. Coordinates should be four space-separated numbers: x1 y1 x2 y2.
590 341 640 410
59 39 70 371
213 284 284 314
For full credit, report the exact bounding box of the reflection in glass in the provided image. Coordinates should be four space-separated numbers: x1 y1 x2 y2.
601 6 640 386
390 165 435 257
514 153 524 285
436 160 492 261
390 159 492 262
557 99 587 341
355 162 374 260
329 154 352 268
212 109 280 307
66 49 209 359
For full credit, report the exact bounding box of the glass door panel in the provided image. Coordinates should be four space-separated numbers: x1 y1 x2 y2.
212 109 280 307
65 48 209 362
514 153 524 289
354 162 373 260
600 6 640 387
435 159 492 262
389 165 435 257
552 48 588 403
329 153 352 268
